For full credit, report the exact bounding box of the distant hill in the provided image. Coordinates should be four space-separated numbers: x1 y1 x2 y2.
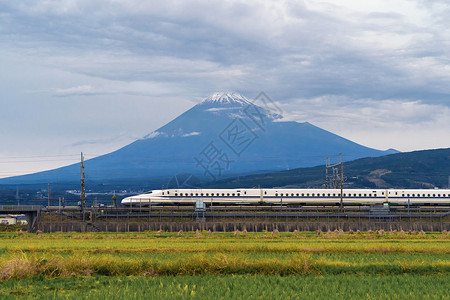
0 92 396 186
204 148 450 189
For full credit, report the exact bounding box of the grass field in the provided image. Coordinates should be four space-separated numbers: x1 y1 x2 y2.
0 231 449 299
2 274 449 299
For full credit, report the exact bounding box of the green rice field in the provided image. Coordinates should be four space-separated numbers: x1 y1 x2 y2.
0 231 449 299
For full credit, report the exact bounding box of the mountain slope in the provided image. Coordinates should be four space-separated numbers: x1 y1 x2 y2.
203 148 450 189
0 92 397 185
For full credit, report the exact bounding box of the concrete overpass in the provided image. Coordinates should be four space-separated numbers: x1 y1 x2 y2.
0 205 44 231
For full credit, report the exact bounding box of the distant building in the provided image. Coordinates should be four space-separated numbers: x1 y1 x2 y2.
0 214 28 225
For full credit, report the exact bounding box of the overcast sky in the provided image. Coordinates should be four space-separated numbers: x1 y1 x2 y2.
1 0 449 178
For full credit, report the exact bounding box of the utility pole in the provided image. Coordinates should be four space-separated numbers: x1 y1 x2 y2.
16 185 19 206
325 153 344 208
339 153 344 209
48 183 50 207
80 152 85 210
333 168 338 188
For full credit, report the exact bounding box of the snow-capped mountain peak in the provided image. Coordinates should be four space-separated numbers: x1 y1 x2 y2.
200 92 252 106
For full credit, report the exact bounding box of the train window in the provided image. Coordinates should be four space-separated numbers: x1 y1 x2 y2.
328 193 330 197
322 193 325 197
245 191 247 195
232 193 235 196
382 192 384 195
205 193 208 196
195 193 198 196
275 193 278 197
364 194 366 197
162 192 164 195
201 193 203 196
296 193 299 196
333 194 336 197
226 193 229 196
428 194 430 197
438 194 440 197
395 192 398 195
264 191 267 195
175 193 178 196
222 193 225 196
281 193 284 196
359 194 361 197
167 191 170 194
312 193 315 197
291 193 294 197
302 193 305 196
237 193 240 196
190 193 193 196
307 193 310 197
343 194 346 197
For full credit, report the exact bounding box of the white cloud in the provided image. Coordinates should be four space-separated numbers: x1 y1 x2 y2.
54 85 96 97
182 132 201 137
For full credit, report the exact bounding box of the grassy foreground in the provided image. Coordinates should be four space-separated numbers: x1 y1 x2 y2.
0 231 449 299
1 275 449 299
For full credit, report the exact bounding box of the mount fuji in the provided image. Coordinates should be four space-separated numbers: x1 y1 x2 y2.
1 92 397 186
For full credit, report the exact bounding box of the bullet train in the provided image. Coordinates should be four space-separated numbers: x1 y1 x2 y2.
122 188 450 206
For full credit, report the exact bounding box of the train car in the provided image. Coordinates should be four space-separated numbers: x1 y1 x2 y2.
121 188 450 206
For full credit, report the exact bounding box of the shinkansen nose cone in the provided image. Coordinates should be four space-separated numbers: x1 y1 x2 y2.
121 196 133 206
